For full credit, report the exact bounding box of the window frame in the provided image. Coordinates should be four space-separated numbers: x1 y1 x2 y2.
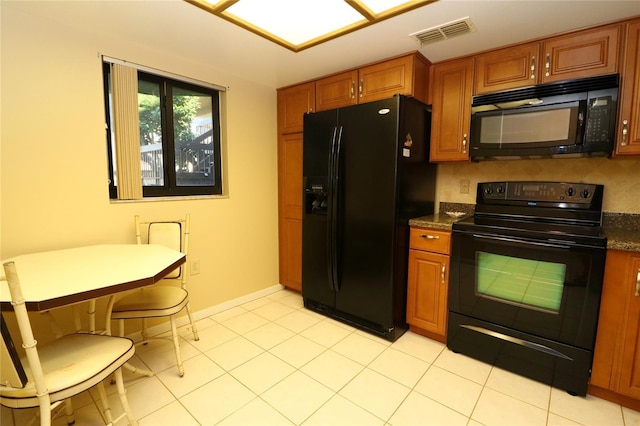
103 61 224 199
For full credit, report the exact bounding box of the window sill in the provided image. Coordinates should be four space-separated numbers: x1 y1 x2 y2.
109 194 229 203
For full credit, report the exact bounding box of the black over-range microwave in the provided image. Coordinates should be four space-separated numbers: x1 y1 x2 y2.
469 74 619 160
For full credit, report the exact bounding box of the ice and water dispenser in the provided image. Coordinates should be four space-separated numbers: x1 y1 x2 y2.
304 177 328 215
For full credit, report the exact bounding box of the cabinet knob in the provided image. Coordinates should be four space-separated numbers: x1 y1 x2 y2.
462 134 467 154
621 120 629 147
635 268 640 297
441 264 446 284
350 81 355 99
359 79 364 98
420 234 440 240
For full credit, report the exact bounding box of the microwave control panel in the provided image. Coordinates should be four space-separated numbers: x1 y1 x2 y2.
584 96 613 143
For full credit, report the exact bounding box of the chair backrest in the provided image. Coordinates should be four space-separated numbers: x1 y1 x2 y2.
1 315 28 388
1 262 48 398
135 215 190 281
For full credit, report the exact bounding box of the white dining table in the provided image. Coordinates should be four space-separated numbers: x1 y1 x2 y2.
0 244 185 312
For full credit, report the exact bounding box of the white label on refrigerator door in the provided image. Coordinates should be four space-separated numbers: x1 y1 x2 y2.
403 148 411 157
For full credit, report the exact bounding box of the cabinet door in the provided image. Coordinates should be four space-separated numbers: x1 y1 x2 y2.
542 25 620 84
615 19 640 156
618 255 640 399
315 70 358 111
278 132 303 291
474 43 540 94
277 82 315 134
592 250 628 388
406 249 449 337
429 57 474 162
358 55 426 104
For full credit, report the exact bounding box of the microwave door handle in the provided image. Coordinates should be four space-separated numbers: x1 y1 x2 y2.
473 234 571 250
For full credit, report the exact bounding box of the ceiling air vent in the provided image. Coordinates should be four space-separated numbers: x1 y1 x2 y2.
410 17 477 46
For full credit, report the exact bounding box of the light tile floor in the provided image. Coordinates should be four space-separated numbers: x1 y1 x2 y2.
3 288 639 425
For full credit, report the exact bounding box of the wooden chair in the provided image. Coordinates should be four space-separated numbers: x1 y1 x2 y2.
105 214 199 377
1 261 138 426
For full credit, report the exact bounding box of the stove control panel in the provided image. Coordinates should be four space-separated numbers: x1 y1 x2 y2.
478 181 602 205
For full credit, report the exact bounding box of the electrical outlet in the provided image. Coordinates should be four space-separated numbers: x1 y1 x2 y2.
459 179 470 194
191 259 201 275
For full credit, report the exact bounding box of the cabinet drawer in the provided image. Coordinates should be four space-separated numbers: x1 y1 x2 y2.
409 228 451 254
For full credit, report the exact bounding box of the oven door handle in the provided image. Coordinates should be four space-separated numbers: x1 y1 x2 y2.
473 234 571 250
460 325 573 360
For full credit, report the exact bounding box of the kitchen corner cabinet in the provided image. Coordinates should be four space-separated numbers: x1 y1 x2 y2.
590 250 640 410
615 19 640 156
406 227 451 342
473 24 621 95
429 57 474 162
315 53 430 111
277 82 314 291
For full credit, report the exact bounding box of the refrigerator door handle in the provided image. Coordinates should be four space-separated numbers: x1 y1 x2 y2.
331 126 344 291
327 126 338 292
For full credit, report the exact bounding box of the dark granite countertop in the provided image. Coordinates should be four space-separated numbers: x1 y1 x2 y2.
409 204 640 253
602 213 640 252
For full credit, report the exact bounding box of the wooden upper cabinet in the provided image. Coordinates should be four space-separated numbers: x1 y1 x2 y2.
615 19 640 156
315 53 430 111
277 82 315 134
474 25 621 94
359 54 429 104
429 57 474 162
315 70 358 111
474 43 541 94
541 24 621 84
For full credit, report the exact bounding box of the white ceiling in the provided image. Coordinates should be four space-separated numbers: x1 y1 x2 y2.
4 0 640 89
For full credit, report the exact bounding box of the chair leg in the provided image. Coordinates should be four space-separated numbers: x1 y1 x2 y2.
113 368 138 426
169 316 184 377
37 394 52 426
63 399 75 425
185 303 199 341
141 318 149 342
96 381 114 424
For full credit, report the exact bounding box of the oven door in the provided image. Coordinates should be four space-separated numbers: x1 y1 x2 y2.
449 229 606 350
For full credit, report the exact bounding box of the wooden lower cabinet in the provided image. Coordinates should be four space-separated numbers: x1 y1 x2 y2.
406 227 451 342
589 249 640 410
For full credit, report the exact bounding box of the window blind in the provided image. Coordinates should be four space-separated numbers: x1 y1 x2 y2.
111 63 143 200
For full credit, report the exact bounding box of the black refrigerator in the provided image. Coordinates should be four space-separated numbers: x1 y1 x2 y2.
302 95 437 342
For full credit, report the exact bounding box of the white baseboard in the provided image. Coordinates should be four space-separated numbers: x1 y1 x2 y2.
126 284 285 341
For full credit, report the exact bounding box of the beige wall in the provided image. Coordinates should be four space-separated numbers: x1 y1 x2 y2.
437 157 640 213
0 6 279 332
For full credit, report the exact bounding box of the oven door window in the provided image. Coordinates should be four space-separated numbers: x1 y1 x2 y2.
477 252 566 313
451 232 605 349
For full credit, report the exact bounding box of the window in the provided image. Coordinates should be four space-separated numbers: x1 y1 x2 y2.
103 61 223 198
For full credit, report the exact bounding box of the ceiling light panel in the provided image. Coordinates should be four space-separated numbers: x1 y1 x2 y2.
225 0 365 45
188 0 436 51
363 0 420 14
